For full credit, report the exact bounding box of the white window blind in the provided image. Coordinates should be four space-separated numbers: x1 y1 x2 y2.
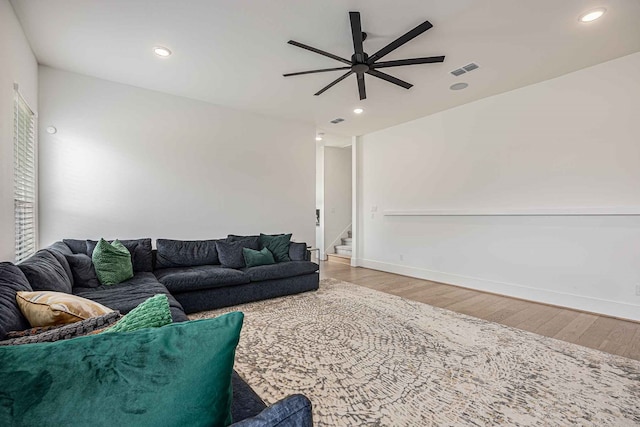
14 88 37 262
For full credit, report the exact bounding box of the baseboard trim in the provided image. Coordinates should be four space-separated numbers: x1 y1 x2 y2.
357 258 640 322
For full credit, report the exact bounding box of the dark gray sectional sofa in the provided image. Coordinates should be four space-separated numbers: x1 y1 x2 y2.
151 237 319 313
60 236 319 317
1 235 319 426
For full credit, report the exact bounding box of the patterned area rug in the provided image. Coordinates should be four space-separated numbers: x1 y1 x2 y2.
189 278 640 426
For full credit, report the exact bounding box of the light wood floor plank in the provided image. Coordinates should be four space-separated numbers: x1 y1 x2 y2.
553 313 599 343
320 262 640 361
599 321 638 355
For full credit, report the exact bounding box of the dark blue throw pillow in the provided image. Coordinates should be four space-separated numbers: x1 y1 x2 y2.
288 242 308 261
65 254 100 288
216 239 259 269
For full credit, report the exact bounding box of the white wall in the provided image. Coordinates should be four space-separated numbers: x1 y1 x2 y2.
0 0 38 260
38 66 316 246
315 143 324 260
359 52 640 321
323 146 351 254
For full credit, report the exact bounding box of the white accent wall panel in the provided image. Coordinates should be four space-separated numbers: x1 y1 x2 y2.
38 66 315 247
359 53 640 320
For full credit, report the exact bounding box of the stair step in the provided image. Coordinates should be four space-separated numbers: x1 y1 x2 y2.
327 253 351 265
341 237 352 245
334 245 352 256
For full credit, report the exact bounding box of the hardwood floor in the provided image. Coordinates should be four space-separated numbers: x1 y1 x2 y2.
319 261 640 361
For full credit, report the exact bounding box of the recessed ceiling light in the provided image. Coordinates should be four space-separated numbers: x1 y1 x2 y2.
315 136 323 141
449 82 468 91
153 46 172 57
353 108 364 114
579 8 606 23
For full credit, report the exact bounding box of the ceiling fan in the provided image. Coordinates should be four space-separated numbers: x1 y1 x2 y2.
283 11 445 100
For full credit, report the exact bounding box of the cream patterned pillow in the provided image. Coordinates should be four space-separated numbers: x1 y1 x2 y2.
16 291 114 327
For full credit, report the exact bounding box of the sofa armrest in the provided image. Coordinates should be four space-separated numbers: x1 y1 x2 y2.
230 394 312 427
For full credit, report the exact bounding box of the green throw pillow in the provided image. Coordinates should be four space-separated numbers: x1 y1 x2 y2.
103 294 172 333
92 238 134 285
0 312 244 427
243 247 276 268
259 233 292 262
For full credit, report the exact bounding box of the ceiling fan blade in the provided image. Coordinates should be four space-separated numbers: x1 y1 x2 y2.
357 73 366 100
368 20 433 63
350 12 364 56
288 40 351 65
371 56 445 69
283 66 352 77
314 71 354 96
366 69 413 89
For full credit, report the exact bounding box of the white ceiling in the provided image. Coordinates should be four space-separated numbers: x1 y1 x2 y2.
11 0 640 137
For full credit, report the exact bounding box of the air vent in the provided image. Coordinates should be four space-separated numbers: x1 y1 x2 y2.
450 62 479 77
463 62 479 72
330 118 345 124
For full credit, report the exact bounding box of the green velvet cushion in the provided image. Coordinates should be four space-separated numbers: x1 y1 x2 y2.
0 311 244 426
103 294 172 333
259 233 292 262
92 238 134 285
242 247 276 268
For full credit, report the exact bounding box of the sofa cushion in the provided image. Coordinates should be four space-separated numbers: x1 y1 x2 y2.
259 233 292 263
65 253 100 288
243 247 276 268
47 244 74 287
216 239 260 269
16 291 114 327
155 239 221 269
48 241 73 257
227 234 260 243
92 239 134 285
289 242 308 261
243 261 319 282
18 250 73 294
155 265 250 293
0 263 32 340
231 371 267 422
62 239 88 254
0 312 244 427
73 272 188 322
86 238 153 273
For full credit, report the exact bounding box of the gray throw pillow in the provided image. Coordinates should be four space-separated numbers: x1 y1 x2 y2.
216 239 260 269
0 312 121 346
289 242 308 261
65 254 100 288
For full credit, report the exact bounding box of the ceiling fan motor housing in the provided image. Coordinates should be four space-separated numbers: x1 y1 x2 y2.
352 53 370 73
